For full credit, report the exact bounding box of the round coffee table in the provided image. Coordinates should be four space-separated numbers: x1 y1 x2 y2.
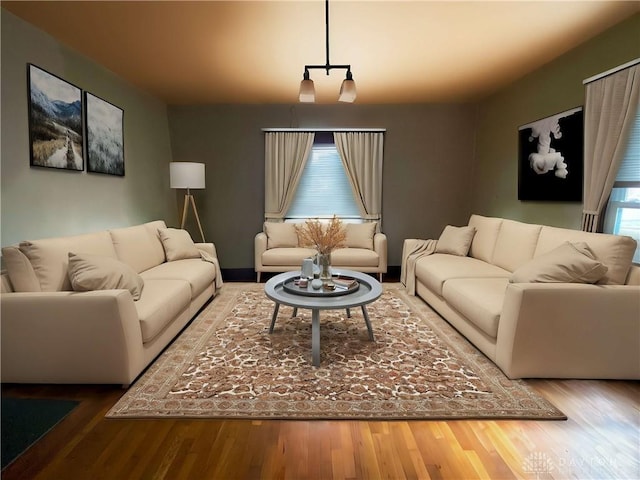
264 269 383 367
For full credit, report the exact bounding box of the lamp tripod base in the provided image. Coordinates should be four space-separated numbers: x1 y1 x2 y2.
180 193 205 242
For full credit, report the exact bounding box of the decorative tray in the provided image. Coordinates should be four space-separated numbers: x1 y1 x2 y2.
282 276 360 297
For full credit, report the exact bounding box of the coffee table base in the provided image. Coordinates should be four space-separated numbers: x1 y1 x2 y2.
269 304 375 367
264 270 382 367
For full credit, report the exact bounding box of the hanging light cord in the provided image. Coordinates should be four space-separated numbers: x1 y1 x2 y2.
304 0 351 77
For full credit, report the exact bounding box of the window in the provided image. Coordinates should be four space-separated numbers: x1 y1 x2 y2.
286 141 361 220
603 108 640 263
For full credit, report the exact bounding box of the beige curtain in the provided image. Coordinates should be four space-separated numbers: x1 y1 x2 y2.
581 65 639 232
264 131 314 221
334 132 384 226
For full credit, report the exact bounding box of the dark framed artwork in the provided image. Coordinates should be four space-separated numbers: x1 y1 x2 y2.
27 64 83 171
85 92 124 176
518 107 583 201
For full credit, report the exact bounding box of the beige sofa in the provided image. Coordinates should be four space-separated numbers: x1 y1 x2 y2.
0 220 222 386
403 214 639 380
255 221 387 282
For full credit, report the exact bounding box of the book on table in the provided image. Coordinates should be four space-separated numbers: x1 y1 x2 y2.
332 276 358 289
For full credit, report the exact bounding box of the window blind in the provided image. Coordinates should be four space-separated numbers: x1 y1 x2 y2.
614 108 640 184
286 145 360 219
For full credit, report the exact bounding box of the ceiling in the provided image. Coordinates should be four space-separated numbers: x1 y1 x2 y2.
3 1 638 105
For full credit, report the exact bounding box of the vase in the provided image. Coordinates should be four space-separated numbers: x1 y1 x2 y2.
316 252 332 281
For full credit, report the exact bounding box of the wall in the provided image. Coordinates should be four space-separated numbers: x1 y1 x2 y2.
472 13 640 229
168 104 477 270
6 8 634 273
0 10 176 248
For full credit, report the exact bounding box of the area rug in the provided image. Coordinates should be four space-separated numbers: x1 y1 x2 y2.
1 397 79 469
107 283 565 420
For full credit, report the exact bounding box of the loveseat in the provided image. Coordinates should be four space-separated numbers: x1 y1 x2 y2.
0 220 223 386
402 214 639 380
255 221 387 282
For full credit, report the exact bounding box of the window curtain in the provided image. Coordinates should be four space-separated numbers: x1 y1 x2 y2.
581 64 639 232
264 131 315 222
334 132 384 226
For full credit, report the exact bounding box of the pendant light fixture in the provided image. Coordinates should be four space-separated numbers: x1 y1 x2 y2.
298 0 356 103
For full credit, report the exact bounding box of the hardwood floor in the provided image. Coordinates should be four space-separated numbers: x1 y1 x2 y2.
1 379 638 479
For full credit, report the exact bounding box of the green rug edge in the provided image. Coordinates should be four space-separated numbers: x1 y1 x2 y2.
1 397 79 469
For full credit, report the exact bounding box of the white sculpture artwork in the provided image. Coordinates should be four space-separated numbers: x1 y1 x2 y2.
525 110 578 179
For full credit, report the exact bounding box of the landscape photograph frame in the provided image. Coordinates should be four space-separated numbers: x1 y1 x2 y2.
517 106 583 202
27 63 84 172
85 92 125 176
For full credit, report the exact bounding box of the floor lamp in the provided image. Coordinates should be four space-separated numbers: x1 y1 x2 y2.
170 162 206 242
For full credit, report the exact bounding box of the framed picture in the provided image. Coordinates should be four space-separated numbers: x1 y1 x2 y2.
518 107 583 201
85 92 124 176
27 64 83 171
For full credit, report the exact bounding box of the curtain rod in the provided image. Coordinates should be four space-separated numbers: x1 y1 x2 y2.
583 58 640 85
262 128 386 132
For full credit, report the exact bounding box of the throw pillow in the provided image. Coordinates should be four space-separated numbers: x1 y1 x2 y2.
1 246 42 292
435 225 476 256
264 222 299 249
67 252 144 300
158 228 201 261
509 241 608 284
345 222 377 249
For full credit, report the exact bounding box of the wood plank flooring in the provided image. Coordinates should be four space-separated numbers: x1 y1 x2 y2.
1 379 638 479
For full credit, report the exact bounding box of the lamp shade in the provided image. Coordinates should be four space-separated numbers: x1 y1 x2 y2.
299 78 316 103
338 78 356 103
170 162 205 189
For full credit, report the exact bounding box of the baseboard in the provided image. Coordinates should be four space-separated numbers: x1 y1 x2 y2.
386 265 400 281
221 268 257 282
221 266 401 283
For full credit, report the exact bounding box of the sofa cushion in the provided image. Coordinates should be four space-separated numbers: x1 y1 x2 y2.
158 228 201 261
435 225 476 256
442 278 508 339
492 219 542 272
468 215 503 263
262 247 317 266
141 258 216 297
510 242 608 284
1 246 41 292
68 252 144 300
345 222 376 249
19 231 118 292
415 253 510 296
264 222 299 249
331 248 379 267
134 278 191 343
143 220 168 240
535 225 636 285
1 274 13 294
109 223 166 274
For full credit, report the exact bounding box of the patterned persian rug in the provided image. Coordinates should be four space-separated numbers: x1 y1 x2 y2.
107 283 565 420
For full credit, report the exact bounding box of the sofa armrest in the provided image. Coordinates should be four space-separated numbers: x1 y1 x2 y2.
373 233 388 272
0 290 145 385
255 232 268 270
195 242 223 289
496 283 640 379
195 242 218 259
